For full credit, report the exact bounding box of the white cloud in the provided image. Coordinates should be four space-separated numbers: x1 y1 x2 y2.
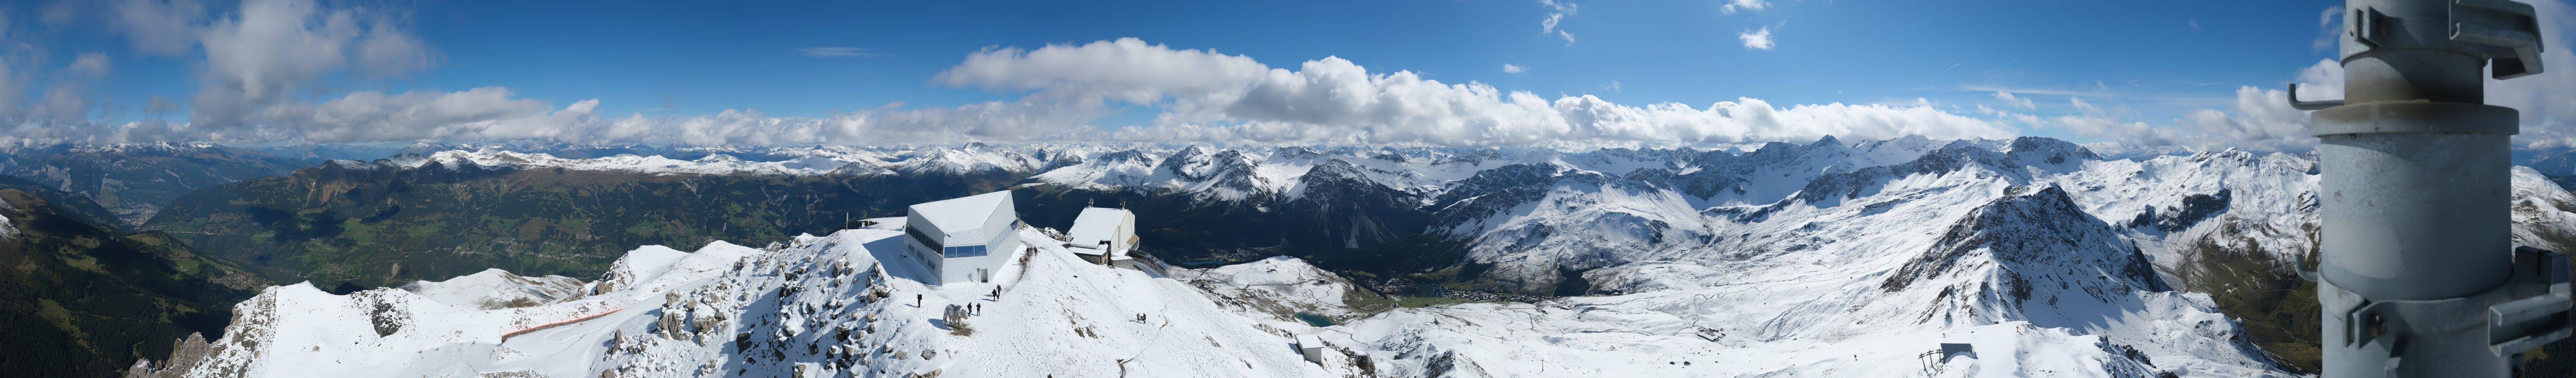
1992 91 2035 109
2068 96 2099 113
1541 0 1578 45
60 53 110 77
191 0 437 128
946 39 2012 147
2314 6 2344 51
1721 0 1768 14
1739 27 1775 50
1502 64 1528 73
0 59 30 123
111 0 205 56
15 34 2023 148
936 38 1269 105
799 47 880 58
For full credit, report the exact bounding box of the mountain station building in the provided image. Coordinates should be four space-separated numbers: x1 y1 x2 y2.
1066 207 1138 266
904 191 1022 285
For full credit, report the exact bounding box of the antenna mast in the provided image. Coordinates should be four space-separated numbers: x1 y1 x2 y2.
2297 0 2569 375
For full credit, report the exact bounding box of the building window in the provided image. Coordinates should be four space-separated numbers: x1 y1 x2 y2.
944 244 988 258
907 227 946 253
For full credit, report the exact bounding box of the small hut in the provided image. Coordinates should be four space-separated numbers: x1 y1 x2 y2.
1295 334 1326 363
1065 207 1137 266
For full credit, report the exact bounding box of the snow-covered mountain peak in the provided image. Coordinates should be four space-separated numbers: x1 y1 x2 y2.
398 268 587 310
350 149 861 176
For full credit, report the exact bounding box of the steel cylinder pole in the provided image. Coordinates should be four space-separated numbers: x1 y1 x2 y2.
2302 0 2570 377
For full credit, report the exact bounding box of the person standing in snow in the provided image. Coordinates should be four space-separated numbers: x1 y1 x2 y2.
915 294 922 307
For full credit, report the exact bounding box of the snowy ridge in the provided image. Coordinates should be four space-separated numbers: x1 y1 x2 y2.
123 138 2576 378
129 242 756 378
1170 256 1370 320
398 268 586 310
134 228 1376 378
0 195 18 240
356 148 859 176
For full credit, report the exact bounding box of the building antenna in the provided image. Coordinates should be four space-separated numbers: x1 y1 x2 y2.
2295 0 2569 375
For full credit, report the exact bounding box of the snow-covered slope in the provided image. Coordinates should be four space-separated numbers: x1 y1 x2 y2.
1171 256 1375 321
124 138 2576 378
131 227 1376 378
356 148 858 176
0 197 17 240
399 269 590 310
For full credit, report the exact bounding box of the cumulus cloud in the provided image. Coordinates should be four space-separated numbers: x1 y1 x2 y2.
1739 27 1774 50
1 35 2023 148
1502 64 1528 73
936 38 1268 105
798 47 879 58
190 0 437 128
1721 0 1768 14
943 39 2012 147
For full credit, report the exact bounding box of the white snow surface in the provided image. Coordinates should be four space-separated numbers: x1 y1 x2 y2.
139 229 1377 378
132 139 2576 378
398 268 587 309
0 196 18 240
1169 256 1364 320
366 148 859 176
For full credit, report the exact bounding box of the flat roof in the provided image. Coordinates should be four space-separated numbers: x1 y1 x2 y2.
1068 207 1131 247
1295 334 1324 347
909 191 1013 231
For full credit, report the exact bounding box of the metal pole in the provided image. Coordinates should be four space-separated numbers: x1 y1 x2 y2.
2296 0 2570 376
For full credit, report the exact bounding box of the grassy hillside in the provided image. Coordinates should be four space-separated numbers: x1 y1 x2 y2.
0 186 263 378
144 161 1023 289
0 144 310 226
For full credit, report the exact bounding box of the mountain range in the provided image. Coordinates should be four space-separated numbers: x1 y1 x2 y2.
0 137 2569 376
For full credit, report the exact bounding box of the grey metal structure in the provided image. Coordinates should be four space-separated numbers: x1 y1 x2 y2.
2294 0 2571 376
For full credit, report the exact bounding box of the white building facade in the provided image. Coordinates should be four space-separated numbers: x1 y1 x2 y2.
1065 207 1137 265
903 191 1022 285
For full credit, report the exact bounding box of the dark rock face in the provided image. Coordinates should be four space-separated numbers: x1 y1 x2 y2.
1281 159 1425 250
1425 163 1588 233
1881 185 2168 296
2155 189 2233 233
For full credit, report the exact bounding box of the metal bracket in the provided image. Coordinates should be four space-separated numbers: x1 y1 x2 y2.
2488 247 2572 354
2449 0 2546 79
2288 83 2344 111
2333 248 2571 361
2345 1 2545 79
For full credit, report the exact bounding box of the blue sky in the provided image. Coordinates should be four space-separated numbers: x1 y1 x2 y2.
401 0 2332 119
7 0 2573 151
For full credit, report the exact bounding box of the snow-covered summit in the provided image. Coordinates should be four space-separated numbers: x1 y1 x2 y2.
133 227 1376 378
346 148 859 176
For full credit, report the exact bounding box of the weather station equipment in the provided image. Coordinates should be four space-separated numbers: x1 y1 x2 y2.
2289 0 2572 376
